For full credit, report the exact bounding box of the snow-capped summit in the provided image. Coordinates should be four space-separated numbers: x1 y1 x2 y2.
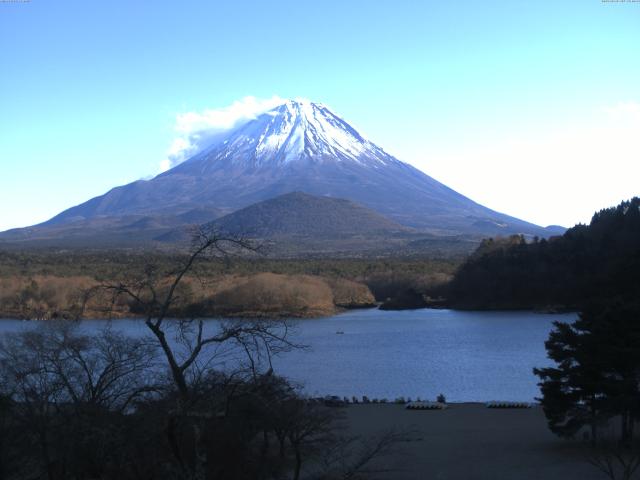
35 98 556 239
175 99 399 174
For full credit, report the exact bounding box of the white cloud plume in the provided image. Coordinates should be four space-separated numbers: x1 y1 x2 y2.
159 95 285 173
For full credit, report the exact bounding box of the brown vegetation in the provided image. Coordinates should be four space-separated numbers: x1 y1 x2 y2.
209 273 336 318
0 272 379 320
0 249 458 319
326 277 376 308
0 275 96 320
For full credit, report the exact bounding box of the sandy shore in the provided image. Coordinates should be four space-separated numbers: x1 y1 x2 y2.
342 403 603 480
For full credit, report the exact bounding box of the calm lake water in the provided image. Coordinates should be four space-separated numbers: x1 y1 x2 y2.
0 308 575 402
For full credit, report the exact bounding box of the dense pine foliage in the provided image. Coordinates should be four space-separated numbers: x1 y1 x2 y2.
534 300 640 444
447 197 640 310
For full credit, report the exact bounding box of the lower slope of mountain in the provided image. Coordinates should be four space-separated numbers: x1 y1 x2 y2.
0 191 478 256
156 192 479 257
0 207 224 249
210 192 407 237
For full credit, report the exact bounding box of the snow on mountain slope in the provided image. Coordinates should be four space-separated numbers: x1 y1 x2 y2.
171 100 401 174
29 99 557 238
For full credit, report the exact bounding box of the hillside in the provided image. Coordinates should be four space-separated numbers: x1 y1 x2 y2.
0 207 224 249
154 192 479 257
209 192 408 238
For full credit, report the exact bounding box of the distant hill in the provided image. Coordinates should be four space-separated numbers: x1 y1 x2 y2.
154 192 479 257
209 192 408 238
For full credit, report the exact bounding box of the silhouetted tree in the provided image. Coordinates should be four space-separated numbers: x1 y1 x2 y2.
104 226 300 480
0 321 158 480
535 300 640 445
447 197 640 310
587 439 640 480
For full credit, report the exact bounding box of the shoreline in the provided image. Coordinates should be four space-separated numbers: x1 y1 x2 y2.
0 304 577 322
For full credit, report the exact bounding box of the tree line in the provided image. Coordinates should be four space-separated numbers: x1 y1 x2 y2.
444 197 640 310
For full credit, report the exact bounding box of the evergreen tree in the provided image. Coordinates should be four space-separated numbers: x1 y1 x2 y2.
448 197 640 310
534 300 640 444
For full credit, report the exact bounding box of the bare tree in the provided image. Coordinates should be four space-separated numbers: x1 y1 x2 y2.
103 226 300 480
313 429 416 480
104 227 296 395
284 400 338 480
0 321 158 480
588 442 640 480
0 226 409 480
1 322 157 411
0 367 23 480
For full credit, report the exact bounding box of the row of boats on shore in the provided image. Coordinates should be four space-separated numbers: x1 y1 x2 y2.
316 395 535 409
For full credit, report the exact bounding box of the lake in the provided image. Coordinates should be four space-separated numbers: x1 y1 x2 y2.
0 308 574 402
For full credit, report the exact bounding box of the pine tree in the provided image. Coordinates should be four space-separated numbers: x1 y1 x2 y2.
534 300 640 444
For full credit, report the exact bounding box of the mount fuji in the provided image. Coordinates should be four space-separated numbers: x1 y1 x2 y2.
1 99 563 249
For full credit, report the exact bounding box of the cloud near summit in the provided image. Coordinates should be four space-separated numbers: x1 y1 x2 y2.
159 95 285 173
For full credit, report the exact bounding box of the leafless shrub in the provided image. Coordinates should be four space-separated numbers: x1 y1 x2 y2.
588 442 640 480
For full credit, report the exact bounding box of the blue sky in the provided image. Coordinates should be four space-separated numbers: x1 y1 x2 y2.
1 0 639 231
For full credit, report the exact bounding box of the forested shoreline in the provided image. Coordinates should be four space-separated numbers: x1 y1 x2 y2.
443 198 640 311
0 253 457 320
